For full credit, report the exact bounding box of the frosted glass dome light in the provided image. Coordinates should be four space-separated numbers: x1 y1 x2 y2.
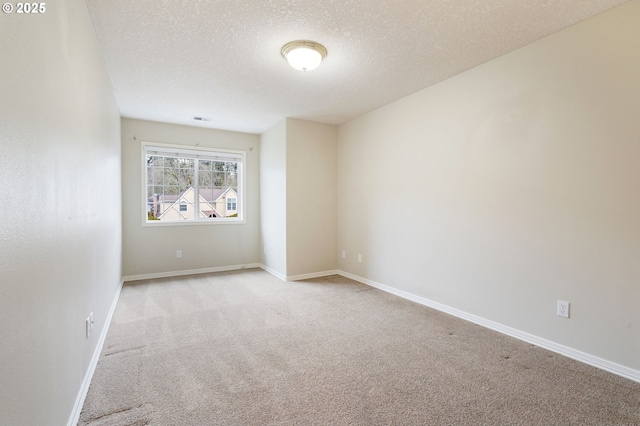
281 40 327 72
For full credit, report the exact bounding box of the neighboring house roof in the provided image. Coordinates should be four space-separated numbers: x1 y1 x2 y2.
201 187 235 203
201 208 222 217
149 187 234 203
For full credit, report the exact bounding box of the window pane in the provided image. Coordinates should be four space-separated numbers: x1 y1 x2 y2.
213 172 225 188
164 186 180 195
146 155 163 167
147 167 160 186
225 172 238 188
163 167 178 186
179 169 194 188
180 158 195 169
199 171 213 187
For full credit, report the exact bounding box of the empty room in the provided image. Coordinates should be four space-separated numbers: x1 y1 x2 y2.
1 0 639 425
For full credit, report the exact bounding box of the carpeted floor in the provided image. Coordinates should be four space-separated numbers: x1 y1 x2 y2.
79 269 640 425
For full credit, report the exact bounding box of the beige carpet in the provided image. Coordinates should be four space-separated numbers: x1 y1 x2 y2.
79 269 640 425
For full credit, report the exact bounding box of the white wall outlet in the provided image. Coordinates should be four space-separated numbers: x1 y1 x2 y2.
557 300 570 318
341 250 346 259
357 254 362 263
176 250 182 258
85 312 94 338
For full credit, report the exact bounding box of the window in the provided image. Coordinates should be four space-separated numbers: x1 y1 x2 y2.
143 143 244 224
227 197 237 211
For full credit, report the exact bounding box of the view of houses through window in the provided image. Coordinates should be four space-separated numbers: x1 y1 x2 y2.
144 144 243 223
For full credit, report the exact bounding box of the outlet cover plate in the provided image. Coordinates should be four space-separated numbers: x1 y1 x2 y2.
557 300 570 318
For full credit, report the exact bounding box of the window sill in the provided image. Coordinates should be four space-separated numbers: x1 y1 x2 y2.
142 218 246 227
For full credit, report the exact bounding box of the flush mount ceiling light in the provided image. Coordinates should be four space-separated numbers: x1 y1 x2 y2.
281 40 327 72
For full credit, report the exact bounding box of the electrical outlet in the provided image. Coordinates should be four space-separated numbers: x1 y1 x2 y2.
341 250 346 259
357 254 362 263
85 312 94 338
557 300 570 318
176 250 182 258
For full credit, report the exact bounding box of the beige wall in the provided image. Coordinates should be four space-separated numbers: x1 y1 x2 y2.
260 118 338 279
121 118 260 277
337 2 640 372
0 1 122 424
286 119 338 277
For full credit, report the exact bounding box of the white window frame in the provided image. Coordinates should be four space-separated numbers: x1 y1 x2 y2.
142 142 246 226
227 197 237 211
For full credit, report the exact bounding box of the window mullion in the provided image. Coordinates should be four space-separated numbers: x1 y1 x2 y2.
194 160 199 220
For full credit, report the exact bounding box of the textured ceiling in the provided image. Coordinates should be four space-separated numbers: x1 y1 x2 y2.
85 0 629 134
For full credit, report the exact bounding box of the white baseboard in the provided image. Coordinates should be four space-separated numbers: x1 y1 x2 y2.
67 278 124 426
122 263 262 282
258 265 340 282
338 270 640 384
286 269 340 282
259 264 287 281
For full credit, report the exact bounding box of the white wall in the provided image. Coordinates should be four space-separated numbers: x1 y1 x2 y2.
121 118 260 278
0 0 122 424
260 120 288 277
286 119 338 277
337 1 640 373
